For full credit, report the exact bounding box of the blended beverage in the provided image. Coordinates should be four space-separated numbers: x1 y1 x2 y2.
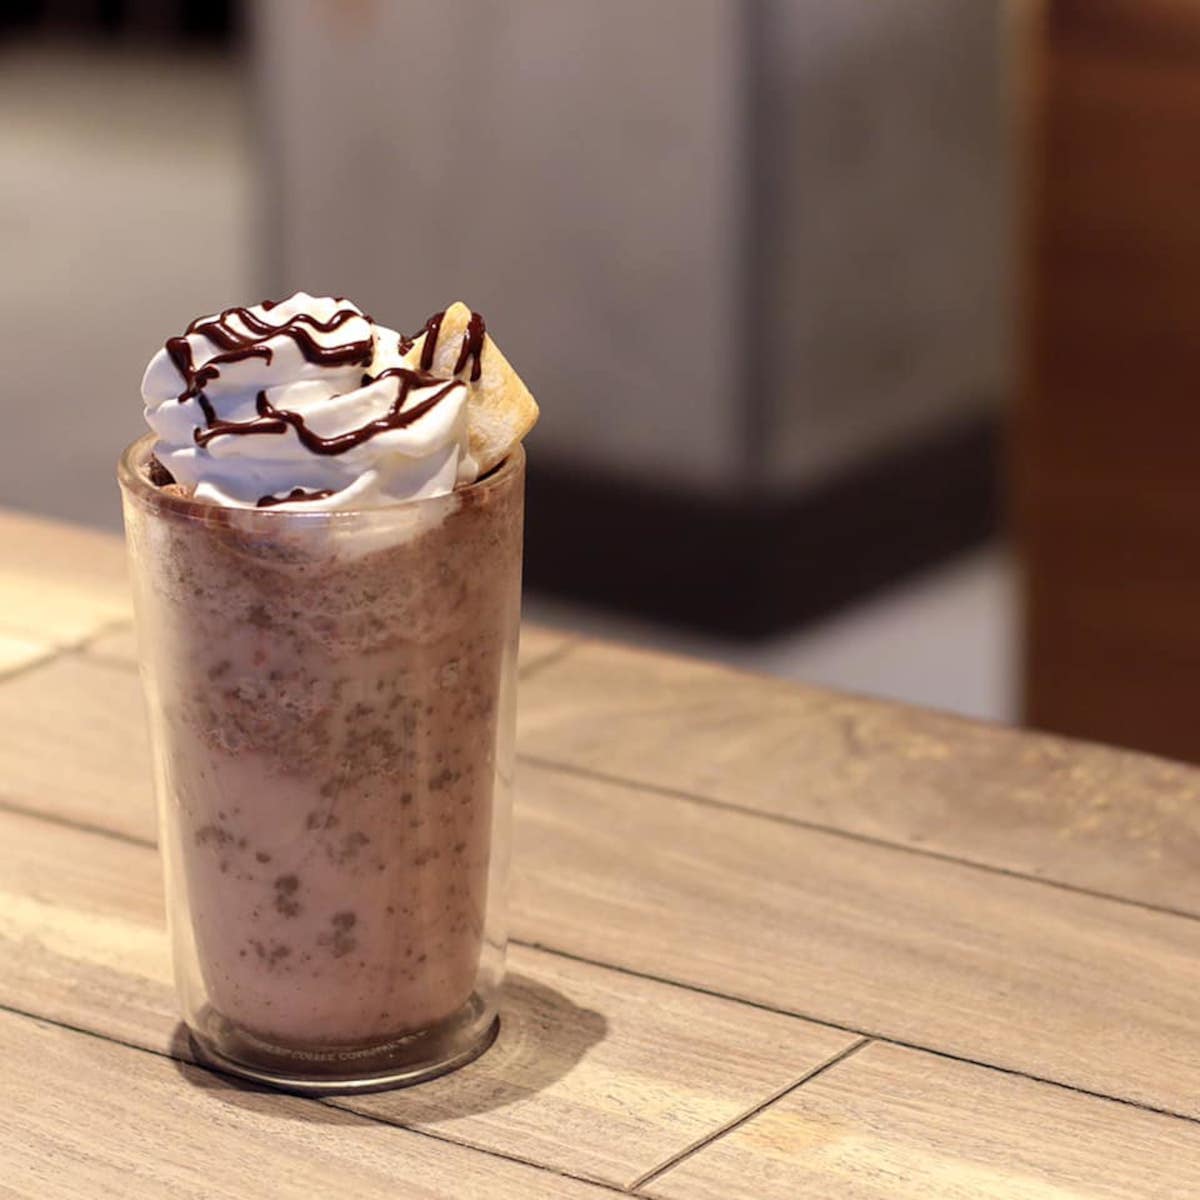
120 293 538 1091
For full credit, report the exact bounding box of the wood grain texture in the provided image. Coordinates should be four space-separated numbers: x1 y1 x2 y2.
0 627 576 847
510 759 1200 1120
647 1041 1200 1200
517 625 578 675
517 641 1200 916
79 623 138 667
0 655 155 843
0 631 52 677
1017 0 1200 762
7 507 1200 1191
0 508 131 643
0 805 852 1189
352 948 854 1187
0 1009 615 1200
5 650 1200 1121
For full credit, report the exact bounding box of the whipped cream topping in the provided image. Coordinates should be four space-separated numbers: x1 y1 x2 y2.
141 292 478 511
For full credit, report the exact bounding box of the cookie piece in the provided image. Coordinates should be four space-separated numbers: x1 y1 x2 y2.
408 302 538 475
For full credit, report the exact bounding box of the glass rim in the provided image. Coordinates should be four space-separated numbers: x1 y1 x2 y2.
117 432 524 523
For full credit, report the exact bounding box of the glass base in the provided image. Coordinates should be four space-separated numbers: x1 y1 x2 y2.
188 991 499 1095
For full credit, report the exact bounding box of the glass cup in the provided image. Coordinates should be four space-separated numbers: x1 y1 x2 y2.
118 434 523 1093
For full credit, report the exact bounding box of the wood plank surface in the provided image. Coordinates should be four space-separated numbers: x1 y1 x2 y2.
510 760 1200 1121
5 508 1199 1195
0 630 577 847
0 631 52 677
351 950 854 1187
517 641 1200 917
4 649 1199 1121
0 805 853 1189
0 508 131 643
646 1041 1200 1200
77 623 138 667
0 655 155 843
14 505 1200 916
0 1009 615 1200
518 625 578 675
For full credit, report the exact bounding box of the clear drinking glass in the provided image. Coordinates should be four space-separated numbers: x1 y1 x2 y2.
118 433 523 1092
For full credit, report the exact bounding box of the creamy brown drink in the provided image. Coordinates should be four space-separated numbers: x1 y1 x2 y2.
121 293 536 1091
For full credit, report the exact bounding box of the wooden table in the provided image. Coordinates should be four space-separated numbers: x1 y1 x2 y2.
2 507 1199 1198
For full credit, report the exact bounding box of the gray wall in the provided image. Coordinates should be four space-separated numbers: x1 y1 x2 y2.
256 0 749 490
755 0 1007 489
0 6 1006 533
256 0 1007 497
0 44 252 531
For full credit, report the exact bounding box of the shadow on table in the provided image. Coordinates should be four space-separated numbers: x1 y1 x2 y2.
171 970 607 1125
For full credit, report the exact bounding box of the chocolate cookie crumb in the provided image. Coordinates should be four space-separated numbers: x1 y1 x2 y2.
147 455 175 487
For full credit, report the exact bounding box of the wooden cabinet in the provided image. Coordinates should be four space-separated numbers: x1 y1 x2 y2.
1017 0 1200 759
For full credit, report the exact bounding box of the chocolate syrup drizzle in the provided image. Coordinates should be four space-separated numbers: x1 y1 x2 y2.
417 311 445 371
397 308 488 382
165 337 228 425
187 304 372 367
256 487 335 508
453 310 487 382
166 301 372 420
195 372 461 456
155 300 481 499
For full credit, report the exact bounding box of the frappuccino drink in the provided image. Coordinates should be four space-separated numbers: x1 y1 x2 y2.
119 294 536 1091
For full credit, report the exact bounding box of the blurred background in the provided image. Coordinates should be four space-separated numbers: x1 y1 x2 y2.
2 0 1195 760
